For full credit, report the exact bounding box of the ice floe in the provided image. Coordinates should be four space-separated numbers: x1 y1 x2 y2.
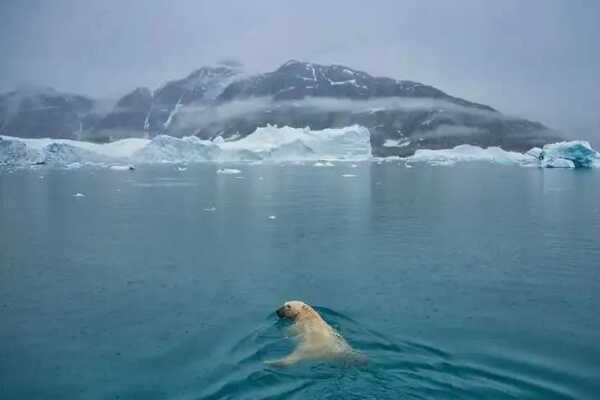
109 165 135 171
217 168 242 175
313 161 335 167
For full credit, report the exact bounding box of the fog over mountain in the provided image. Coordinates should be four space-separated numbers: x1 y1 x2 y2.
1 0 599 146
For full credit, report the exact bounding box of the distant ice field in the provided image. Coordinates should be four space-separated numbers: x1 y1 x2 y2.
1 125 599 168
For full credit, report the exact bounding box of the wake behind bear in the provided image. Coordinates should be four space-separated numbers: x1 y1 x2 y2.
266 300 362 367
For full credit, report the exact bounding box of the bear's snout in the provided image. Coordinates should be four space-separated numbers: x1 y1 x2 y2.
276 306 286 318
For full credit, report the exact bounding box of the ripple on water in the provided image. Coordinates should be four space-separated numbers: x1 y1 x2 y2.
169 307 577 400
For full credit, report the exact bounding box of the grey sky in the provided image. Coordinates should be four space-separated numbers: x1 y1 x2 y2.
1 0 599 143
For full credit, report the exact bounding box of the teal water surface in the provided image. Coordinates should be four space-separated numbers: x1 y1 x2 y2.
0 163 599 399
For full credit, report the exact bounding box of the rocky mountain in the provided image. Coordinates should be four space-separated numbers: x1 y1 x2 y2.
91 64 242 141
0 86 98 140
0 61 562 155
219 60 493 110
205 61 560 156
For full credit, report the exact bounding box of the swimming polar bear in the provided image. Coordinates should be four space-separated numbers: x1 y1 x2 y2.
266 300 357 367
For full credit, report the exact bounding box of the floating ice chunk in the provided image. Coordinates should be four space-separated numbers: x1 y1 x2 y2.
313 161 335 167
217 168 241 174
109 164 135 171
268 215 277 220
203 207 216 212
539 141 599 168
73 193 85 198
177 166 188 171
350 164 358 168
341 174 357 177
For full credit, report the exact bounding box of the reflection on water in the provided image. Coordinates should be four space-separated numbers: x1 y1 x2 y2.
0 163 599 399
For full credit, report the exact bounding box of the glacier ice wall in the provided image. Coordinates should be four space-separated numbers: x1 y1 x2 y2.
0 125 371 166
1 127 598 169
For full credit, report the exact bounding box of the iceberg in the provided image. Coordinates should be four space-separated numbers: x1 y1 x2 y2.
404 144 535 166
216 124 371 161
1 128 598 170
1 125 370 167
403 142 600 168
538 141 599 169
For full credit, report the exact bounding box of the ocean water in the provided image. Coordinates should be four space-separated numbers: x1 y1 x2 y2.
0 163 599 400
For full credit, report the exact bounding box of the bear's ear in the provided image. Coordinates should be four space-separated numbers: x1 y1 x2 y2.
302 304 309 311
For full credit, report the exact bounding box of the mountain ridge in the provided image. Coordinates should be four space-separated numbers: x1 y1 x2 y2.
0 60 562 156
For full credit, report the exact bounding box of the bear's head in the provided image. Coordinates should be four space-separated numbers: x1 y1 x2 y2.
276 300 312 321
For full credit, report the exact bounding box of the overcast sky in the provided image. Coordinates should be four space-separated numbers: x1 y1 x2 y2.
1 0 599 142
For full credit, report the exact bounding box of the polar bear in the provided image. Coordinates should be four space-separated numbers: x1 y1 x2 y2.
266 300 356 367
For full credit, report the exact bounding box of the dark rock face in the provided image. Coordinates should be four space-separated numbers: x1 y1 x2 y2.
0 87 95 139
92 65 241 140
0 61 562 155
147 66 240 133
219 60 493 111
92 87 153 141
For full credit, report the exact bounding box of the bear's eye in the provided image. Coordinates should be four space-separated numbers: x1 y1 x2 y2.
286 304 291 309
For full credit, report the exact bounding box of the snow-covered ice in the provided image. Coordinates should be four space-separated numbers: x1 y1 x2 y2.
405 144 534 166
1 129 599 170
0 125 370 167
